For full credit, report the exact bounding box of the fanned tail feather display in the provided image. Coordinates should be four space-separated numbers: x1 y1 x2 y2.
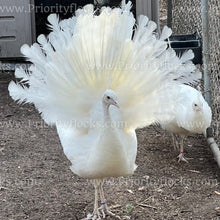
8 1 201 130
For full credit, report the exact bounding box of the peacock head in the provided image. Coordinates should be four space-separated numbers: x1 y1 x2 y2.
102 89 119 108
192 101 203 113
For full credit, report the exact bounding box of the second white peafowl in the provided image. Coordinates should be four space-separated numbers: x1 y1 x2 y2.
159 84 212 162
8 1 201 219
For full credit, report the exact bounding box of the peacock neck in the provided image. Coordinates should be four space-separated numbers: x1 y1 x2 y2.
194 111 205 124
103 103 111 124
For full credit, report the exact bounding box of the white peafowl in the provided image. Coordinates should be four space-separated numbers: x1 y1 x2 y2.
159 84 212 162
8 1 201 219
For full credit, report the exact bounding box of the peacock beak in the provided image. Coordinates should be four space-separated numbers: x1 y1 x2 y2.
198 107 203 113
113 101 119 108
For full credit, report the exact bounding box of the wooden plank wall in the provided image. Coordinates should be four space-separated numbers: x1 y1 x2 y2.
0 0 34 58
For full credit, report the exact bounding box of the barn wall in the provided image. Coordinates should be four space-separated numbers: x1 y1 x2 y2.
0 0 35 58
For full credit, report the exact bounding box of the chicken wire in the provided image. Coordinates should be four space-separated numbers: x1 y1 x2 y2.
171 0 202 35
163 0 220 144
208 1 220 144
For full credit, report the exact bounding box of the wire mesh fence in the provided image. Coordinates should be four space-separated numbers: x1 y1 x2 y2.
208 1 220 143
171 0 202 35
160 0 220 144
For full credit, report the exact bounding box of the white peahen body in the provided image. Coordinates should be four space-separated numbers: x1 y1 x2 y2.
8 1 201 219
159 84 212 162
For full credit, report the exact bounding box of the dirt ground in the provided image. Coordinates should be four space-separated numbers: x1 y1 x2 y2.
0 71 219 220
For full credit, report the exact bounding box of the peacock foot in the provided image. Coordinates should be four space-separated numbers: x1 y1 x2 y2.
85 209 102 220
177 152 189 163
98 204 121 219
84 207 120 220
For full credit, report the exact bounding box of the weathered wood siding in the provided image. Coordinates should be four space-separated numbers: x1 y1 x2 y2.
0 0 35 58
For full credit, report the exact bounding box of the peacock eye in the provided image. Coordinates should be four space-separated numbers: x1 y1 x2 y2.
194 104 198 106
107 96 110 99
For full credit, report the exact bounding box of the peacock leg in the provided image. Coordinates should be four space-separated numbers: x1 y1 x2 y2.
177 136 188 163
98 180 121 219
85 179 102 220
171 133 179 150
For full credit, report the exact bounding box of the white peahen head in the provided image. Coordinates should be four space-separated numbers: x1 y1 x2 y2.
192 102 203 112
102 89 119 108
192 96 203 113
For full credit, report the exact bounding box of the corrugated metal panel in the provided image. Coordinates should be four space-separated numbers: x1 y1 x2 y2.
136 0 159 26
0 0 34 58
136 0 152 19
